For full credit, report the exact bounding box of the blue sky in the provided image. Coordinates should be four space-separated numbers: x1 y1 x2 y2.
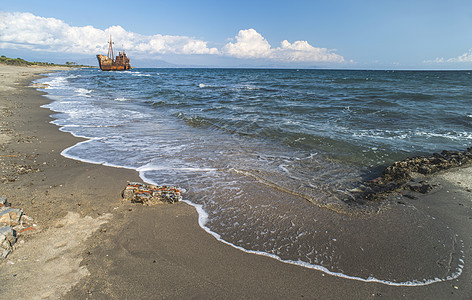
1 0 472 69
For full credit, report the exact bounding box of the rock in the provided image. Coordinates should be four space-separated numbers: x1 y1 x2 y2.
382 148 472 182
406 182 433 194
0 208 22 226
122 182 183 205
345 147 472 204
0 198 33 259
0 226 17 259
19 214 34 228
0 226 15 237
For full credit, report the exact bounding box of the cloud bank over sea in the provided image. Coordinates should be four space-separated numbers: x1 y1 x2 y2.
0 11 344 64
426 49 472 64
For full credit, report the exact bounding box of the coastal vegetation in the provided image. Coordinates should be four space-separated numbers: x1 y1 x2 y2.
0 55 92 68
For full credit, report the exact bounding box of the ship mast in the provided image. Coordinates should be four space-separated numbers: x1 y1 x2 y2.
107 35 114 61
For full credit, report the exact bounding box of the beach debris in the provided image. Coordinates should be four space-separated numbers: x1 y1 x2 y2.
29 83 50 89
0 208 22 226
346 147 472 203
0 197 36 259
122 182 183 205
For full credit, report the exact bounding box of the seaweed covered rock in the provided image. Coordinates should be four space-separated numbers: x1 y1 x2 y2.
122 182 183 205
346 147 472 203
383 148 472 182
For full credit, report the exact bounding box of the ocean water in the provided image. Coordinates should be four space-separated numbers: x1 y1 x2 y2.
35 68 471 285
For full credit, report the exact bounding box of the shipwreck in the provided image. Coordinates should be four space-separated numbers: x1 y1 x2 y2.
96 36 132 71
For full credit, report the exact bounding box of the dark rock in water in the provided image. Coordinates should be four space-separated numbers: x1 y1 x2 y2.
406 181 433 194
346 147 472 204
122 182 183 205
382 148 472 182
402 194 417 200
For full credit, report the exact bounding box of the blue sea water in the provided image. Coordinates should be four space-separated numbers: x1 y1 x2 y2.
35 68 471 285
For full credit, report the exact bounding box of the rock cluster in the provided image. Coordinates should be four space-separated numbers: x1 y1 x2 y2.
0 196 35 259
348 148 472 203
122 182 183 205
383 148 472 181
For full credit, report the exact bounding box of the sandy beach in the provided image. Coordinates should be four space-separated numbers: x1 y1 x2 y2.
0 64 471 299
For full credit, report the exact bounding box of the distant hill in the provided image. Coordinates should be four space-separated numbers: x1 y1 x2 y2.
0 55 93 68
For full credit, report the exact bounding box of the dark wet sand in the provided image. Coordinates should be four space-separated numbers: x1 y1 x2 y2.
0 65 471 299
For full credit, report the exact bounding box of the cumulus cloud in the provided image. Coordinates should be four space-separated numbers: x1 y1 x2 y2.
223 29 344 63
223 28 271 58
0 12 218 55
0 12 345 64
427 49 472 64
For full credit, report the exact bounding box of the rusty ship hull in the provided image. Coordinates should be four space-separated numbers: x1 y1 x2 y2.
96 54 132 71
97 36 132 71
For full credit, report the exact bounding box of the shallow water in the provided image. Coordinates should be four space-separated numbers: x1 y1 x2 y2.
35 68 471 284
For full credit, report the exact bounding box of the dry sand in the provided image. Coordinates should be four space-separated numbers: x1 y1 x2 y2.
0 64 471 299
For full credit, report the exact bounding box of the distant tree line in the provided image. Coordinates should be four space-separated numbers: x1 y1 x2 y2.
0 55 93 68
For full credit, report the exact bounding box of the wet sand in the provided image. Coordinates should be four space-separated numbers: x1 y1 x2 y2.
0 64 471 298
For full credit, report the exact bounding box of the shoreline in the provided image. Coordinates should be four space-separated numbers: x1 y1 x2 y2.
0 64 471 298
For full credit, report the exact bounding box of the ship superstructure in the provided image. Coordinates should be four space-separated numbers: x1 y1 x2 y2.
96 36 131 71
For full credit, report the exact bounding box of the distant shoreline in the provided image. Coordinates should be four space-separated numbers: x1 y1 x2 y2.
0 55 95 68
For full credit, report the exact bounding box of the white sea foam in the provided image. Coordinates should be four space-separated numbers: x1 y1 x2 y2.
61 139 137 170
43 76 68 89
131 72 151 77
61 140 106 164
353 129 472 141
114 97 129 101
180 199 464 287
415 130 472 141
74 88 92 97
137 164 217 173
241 84 260 90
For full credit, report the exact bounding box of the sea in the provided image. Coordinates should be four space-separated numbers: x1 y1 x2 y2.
35 68 472 285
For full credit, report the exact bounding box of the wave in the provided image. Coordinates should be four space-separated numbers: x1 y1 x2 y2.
74 88 93 97
352 129 472 141
131 72 152 77
33 68 470 286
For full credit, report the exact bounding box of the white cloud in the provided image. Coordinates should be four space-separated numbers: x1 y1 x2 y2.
446 49 472 62
427 49 472 64
0 12 344 64
276 40 344 63
223 28 271 59
0 12 218 55
223 29 344 63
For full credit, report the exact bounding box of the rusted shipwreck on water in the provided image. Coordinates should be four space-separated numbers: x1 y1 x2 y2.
96 36 132 71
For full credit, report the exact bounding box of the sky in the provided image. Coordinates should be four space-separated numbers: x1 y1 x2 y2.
1 0 472 69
